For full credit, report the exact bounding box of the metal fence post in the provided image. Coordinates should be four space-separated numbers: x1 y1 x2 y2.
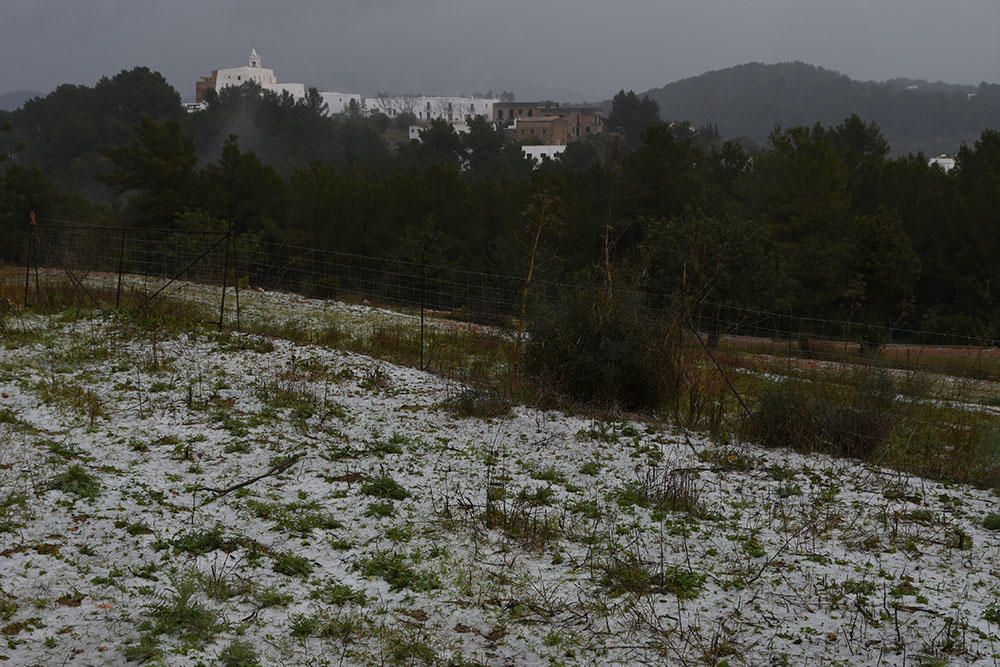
232 226 241 333
23 212 34 308
115 228 126 309
218 222 231 331
419 249 425 371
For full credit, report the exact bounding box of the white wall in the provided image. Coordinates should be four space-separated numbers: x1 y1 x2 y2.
522 145 566 163
264 82 306 101
214 65 277 91
408 122 471 142
929 155 956 173
320 91 363 115
368 95 498 122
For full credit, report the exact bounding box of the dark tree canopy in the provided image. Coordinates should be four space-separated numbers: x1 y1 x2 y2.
3 68 1000 337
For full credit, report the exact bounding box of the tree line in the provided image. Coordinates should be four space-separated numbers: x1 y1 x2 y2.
1 67 999 339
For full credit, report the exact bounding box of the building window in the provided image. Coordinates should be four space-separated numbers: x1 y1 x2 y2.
528 109 533 117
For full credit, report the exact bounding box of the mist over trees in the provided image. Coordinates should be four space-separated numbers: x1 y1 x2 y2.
2 67 1000 338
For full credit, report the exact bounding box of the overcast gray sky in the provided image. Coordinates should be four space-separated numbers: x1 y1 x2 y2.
2 0 998 101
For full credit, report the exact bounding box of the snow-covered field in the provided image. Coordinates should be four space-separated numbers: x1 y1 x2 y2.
2 300 1000 665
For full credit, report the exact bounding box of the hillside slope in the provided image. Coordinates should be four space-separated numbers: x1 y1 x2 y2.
1 286 999 664
638 62 1000 154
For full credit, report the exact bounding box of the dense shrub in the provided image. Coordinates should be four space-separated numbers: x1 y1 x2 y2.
742 369 898 459
525 284 679 410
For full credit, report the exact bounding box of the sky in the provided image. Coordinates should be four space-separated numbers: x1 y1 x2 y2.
2 0 998 102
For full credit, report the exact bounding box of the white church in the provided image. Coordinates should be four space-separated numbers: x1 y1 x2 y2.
195 49 307 104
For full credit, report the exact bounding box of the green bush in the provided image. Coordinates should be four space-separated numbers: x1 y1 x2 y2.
743 370 897 460
525 283 678 410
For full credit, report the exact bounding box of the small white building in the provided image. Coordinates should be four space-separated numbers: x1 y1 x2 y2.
368 95 498 122
408 122 471 142
320 91 363 116
929 155 956 173
522 145 567 163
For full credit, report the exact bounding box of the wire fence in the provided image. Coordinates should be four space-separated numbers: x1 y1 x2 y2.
15 219 1000 369
6 218 1000 487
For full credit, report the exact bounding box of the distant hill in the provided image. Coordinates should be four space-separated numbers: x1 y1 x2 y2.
631 62 1000 155
0 90 41 111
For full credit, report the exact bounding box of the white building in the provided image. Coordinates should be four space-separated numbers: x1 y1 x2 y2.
929 155 956 173
368 95 498 122
197 49 307 102
522 145 567 163
408 122 471 142
320 91 364 116
213 49 277 90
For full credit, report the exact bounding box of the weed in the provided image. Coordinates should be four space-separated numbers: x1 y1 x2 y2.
142 574 221 647
34 377 106 425
310 580 368 606
355 550 440 592
611 468 704 517
218 639 260 667
172 525 231 556
0 592 16 621
47 465 101 500
255 587 294 609
441 388 511 419
272 552 314 578
122 633 163 663
368 432 410 456
600 556 706 600
530 466 567 485
517 485 556 507
985 604 1000 625
569 498 602 520
360 365 392 392
290 613 321 639
290 610 367 644
361 476 411 501
365 501 396 518
246 499 341 536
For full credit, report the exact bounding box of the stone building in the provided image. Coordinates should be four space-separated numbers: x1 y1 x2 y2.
492 102 603 142
507 116 571 145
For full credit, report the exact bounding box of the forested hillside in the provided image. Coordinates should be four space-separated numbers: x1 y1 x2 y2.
637 62 1000 155
2 67 1000 339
